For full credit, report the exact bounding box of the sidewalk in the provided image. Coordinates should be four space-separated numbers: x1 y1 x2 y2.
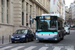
0 38 11 46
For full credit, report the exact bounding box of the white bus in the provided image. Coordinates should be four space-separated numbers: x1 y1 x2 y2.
33 14 67 42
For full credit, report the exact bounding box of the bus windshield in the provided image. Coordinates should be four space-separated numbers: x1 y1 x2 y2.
36 16 57 32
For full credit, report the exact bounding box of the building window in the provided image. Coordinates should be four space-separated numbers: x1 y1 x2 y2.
7 0 9 7
22 12 24 25
1 8 3 23
7 0 9 23
30 5 32 27
26 3 28 13
1 0 3 23
22 0 24 25
30 5 32 14
1 0 3 5
7 14 8 23
26 13 28 26
26 3 28 26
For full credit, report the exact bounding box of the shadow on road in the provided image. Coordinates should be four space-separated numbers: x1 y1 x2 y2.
36 40 62 44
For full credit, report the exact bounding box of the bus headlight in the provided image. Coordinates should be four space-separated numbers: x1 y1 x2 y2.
54 34 58 38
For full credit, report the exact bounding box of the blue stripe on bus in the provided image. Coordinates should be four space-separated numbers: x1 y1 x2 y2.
36 32 58 34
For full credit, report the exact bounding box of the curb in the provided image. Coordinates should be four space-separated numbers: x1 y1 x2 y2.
0 42 11 46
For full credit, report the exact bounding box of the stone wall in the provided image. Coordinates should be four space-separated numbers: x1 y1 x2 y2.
0 24 14 39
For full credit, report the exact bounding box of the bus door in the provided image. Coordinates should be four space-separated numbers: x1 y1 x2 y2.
58 21 64 36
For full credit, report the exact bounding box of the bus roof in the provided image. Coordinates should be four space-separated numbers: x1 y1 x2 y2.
42 14 60 17
36 14 64 21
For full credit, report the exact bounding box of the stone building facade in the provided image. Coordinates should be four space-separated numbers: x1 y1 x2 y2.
50 0 65 20
65 6 69 24
0 0 14 39
69 2 75 25
0 0 50 39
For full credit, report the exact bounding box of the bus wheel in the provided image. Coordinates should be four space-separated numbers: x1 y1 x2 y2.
12 41 15 43
61 34 64 40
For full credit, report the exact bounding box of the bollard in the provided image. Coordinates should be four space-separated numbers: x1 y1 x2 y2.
2 36 4 44
9 35 11 43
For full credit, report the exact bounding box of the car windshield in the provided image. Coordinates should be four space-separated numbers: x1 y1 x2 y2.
65 27 68 30
14 30 27 34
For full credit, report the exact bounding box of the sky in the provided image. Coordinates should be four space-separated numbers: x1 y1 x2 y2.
65 0 74 7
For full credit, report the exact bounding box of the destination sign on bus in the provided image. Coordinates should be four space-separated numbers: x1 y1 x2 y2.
45 17 51 19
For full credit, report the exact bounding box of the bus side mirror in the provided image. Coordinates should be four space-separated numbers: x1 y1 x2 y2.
32 18 36 23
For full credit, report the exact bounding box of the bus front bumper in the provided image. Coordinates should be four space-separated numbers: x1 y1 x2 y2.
36 34 59 41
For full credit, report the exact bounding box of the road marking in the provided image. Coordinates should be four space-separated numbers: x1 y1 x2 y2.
11 46 24 50
39 47 48 50
0 46 2 47
0 46 13 50
53 46 75 50
53 46 63 50
24 46 36 50
65 46 74 50
45 44 49 46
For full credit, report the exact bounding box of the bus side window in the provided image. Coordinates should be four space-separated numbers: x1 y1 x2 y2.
50 21 56 28
58 21 63 30
58 22 61 30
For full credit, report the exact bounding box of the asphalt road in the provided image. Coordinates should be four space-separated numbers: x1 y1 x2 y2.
0 30 75 50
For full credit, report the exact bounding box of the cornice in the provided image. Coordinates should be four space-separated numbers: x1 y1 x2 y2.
30 0 50 13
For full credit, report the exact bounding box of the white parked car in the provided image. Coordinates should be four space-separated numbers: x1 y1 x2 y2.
64 27 70 35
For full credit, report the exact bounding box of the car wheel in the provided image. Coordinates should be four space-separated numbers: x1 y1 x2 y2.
55 34 63 42
39 40 43 42
68 31 70 35
12 41 15 43
58 34 61 41
28 39 31 42
66 32 70 35
25 38 28 42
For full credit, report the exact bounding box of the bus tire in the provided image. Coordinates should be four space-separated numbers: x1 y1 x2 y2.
58 34 61 41
12 41 15 43
61 34 64 40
